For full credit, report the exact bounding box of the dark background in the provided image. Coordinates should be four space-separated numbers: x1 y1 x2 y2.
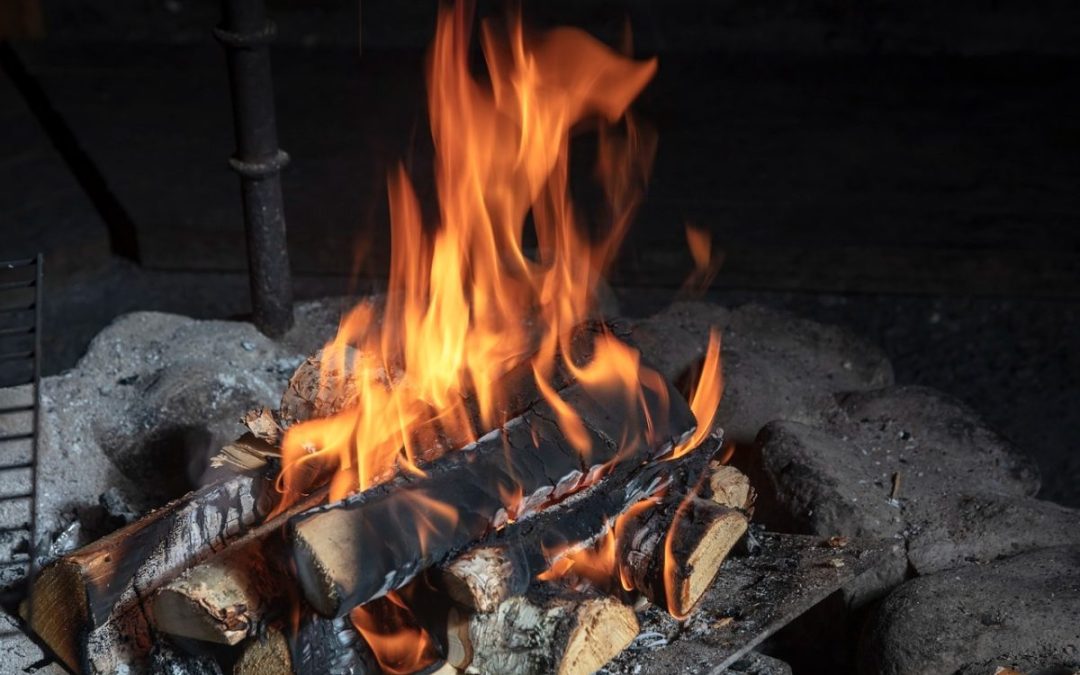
1 0 1077 504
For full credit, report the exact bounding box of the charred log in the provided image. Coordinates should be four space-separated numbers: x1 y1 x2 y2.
438 434 722 612
289 374 696 617
27 474 269 673
618 494 747 617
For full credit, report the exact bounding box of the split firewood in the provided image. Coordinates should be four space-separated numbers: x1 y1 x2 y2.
233 613 377 675
438 433 722 612
448 583 639 675
26 473 270 674
618 493 748 617
707 462 755 511
243 407 285 445
289 375 696 617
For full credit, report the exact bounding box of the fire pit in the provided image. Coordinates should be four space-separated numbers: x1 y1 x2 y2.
5 1 1079 674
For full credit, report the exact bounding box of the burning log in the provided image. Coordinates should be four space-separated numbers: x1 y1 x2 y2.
289 375 696 617
446 583 638 675
439 434 723 612
618 496 747 617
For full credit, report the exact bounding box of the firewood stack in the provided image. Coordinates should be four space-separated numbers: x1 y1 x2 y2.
25 333 753 675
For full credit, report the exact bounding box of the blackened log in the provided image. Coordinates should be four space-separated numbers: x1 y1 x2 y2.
289 374 696 617
27 473 270 673
454 583 638 675
618 494 747 617
438 433 722 612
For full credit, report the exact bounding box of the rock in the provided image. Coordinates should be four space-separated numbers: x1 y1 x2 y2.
727 651 794 675
633 302 893 445
751 386 1063 601
859 546 1080 675
0 610 66 674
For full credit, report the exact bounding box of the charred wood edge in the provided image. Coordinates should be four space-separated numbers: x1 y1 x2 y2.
447 582 639 675
25 472 271 673
437 433 723 612
288 372 696 618
152 487 326 646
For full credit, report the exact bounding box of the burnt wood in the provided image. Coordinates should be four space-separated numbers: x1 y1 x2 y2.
453 583 639 675
27 473 270 673
439 433 723 612
289 373 696 617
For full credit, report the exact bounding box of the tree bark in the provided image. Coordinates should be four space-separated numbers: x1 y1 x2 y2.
26 473 270 674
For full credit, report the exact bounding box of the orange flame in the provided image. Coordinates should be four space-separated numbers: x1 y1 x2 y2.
277 2 666 509
350 592 438 675
673 329 724 457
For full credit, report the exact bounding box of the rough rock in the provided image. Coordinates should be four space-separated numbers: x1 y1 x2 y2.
633 302 894 445
0 610 67 674
0 299 348 552
752 386 1072 603
859 546 1080 675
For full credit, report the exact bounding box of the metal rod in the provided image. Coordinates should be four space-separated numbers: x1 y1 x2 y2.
217 0 294 337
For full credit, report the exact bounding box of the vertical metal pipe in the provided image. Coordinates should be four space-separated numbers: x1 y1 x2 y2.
216 0 294 337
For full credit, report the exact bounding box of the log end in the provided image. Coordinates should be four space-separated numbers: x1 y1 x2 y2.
234 626 293 675
559 596 638 675
673 507 748 616
153 588 246 646
26 559 89 673
708 463 754 511
291 515 346 617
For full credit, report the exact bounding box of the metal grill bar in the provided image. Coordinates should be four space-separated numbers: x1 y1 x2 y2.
0 255 42 603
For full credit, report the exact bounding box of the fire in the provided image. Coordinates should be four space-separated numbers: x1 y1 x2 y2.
276 2 711 510
350 592 439 674
278 0 725 630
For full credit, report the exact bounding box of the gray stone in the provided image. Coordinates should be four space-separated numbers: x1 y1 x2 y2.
633 302 894 445
753 385 1079 603
0 610 66 674
859 546 1080 675
0 299 350 552
726 651 793 675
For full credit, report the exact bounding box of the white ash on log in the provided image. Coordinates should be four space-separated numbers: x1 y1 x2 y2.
448 583 639 675
289 374 696 617
26 473 268 673
438 433 724 612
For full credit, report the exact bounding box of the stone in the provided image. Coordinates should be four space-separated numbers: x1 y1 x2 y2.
633 302 894 445
0 610 66 674
751 386 1072 603
726 651 794 675
0 299 349 552
859 546 1080 675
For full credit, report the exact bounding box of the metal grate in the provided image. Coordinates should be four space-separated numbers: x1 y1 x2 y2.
0 256 42 613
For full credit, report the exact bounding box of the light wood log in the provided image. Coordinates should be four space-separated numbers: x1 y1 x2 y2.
618 495 747 617
455 584 638 675
233 614 377 675
26 473 269 674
